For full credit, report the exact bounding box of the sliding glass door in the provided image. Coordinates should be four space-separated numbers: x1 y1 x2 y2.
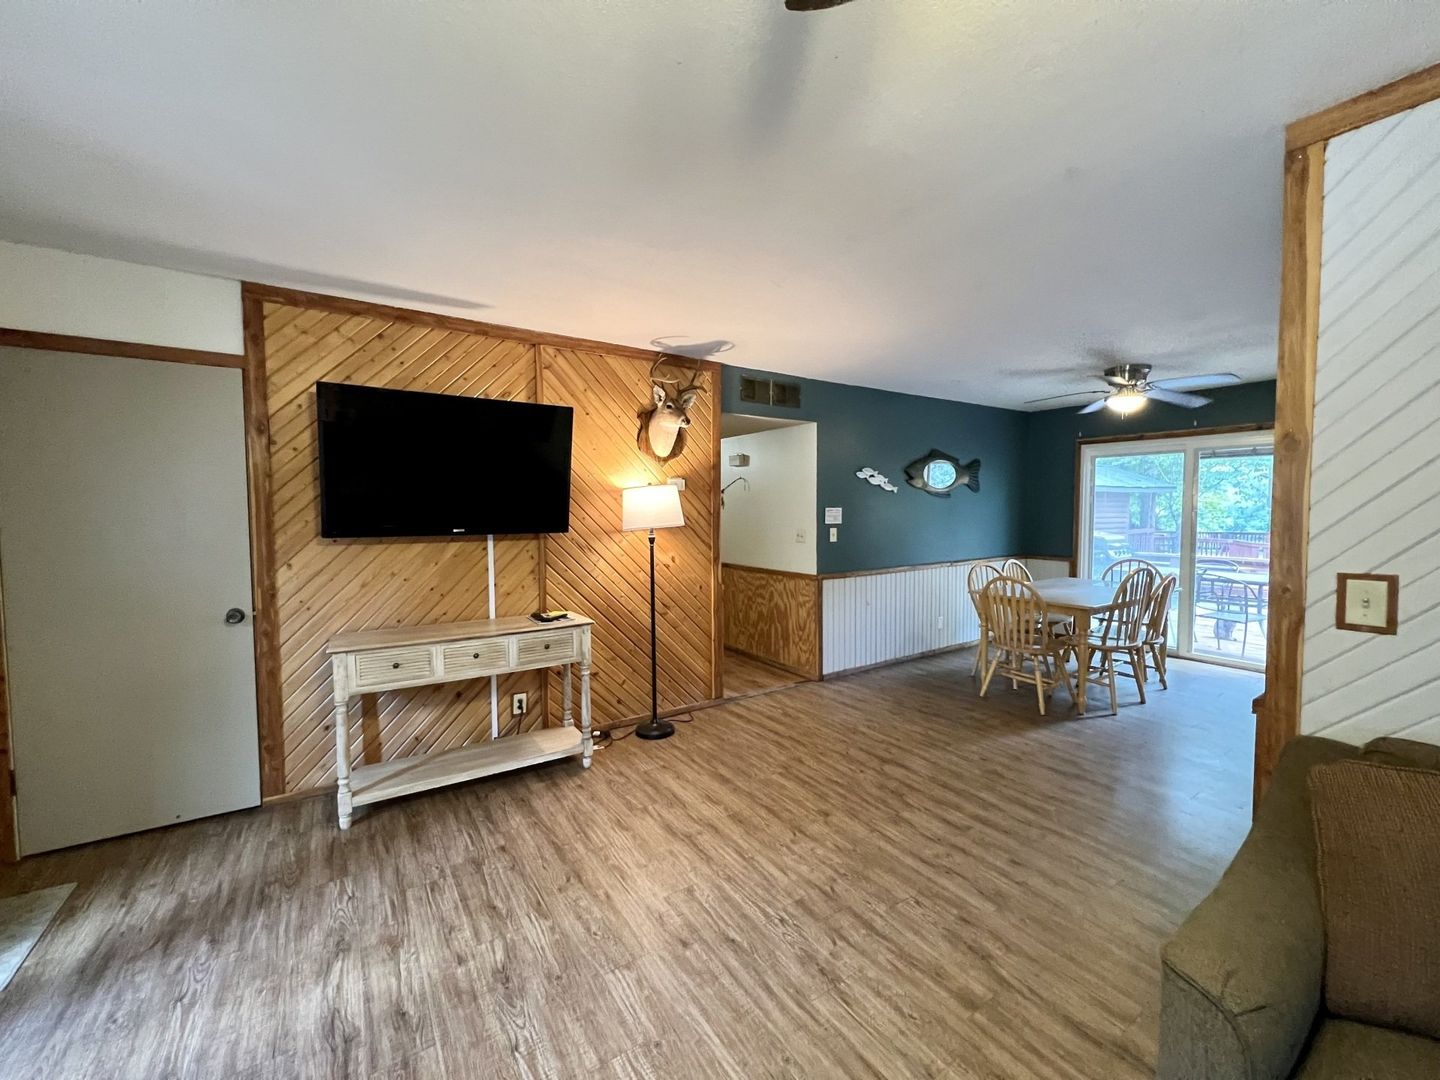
1078 431 1274 670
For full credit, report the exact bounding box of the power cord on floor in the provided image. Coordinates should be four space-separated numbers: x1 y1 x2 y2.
590 712 694 750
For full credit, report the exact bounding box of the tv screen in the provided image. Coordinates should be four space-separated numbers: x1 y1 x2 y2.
316 382 573 538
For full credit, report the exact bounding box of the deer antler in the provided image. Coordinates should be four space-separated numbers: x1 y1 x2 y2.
650 356 703 392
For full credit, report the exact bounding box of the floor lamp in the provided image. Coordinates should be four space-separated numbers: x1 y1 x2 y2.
621 483 685 740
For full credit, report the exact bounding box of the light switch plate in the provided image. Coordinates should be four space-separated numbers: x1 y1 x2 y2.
828 527 838 543
1335 573 1399 635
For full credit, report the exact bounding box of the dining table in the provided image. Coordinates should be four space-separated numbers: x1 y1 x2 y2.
1030 576 1122 716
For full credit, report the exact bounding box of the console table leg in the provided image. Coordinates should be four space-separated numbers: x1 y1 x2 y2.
580 660 592 768
563 663 574 727
332 669 353 829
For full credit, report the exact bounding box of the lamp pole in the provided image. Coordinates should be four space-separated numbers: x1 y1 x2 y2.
636 526 673 739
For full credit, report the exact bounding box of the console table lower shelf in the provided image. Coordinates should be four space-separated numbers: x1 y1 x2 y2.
348 727 584 809
326 614 594 829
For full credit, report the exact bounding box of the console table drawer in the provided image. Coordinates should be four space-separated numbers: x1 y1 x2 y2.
440 639 512 678
354 646 435 688
516 629 576 666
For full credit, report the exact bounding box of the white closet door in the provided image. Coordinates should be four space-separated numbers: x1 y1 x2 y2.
0 348 260 854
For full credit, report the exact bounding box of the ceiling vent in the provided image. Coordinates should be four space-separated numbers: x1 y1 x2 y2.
738 376 802 408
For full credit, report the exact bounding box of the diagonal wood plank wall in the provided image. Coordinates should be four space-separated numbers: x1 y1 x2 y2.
540 347 719 725
255 299 719 795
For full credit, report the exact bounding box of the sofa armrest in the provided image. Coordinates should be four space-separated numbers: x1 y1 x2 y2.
1157 736 1358 1080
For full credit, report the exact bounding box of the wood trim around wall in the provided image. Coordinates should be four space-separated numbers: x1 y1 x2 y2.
0 327 245 368
817 555 1063 581
1287 60 1440 150
241 297 286 798
1257 140 1325 806
723 562 819 580
709 382 725 701
239 282 721 371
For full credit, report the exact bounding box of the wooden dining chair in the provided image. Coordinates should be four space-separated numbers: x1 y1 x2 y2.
1100 557 1160 585
1062 567 1155 716
978 576 1074 716
1000 558 1032 581
1141 574 1178 689
967 561 1003 679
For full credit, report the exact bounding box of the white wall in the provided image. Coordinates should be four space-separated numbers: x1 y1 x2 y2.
1300 98 1440 747
720 424 818 575
821 555 1057 675
0 240 243 354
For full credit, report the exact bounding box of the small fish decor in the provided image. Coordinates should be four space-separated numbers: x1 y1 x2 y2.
905 450 980 498
855 467 899 492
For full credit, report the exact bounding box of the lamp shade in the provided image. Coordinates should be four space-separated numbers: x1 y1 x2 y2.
622 484 685 532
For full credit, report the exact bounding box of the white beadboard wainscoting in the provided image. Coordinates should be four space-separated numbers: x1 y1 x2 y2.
1299 98 1440 748
1024 558 1072 581
821 557 1071 676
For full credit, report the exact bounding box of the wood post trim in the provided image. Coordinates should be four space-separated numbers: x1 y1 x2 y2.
1256 141 1324 805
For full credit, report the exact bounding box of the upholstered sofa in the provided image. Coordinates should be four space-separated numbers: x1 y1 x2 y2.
1157 734 1440 1079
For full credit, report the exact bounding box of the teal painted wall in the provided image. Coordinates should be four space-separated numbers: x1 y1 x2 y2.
720 368 1028 575
1020 380 1277 559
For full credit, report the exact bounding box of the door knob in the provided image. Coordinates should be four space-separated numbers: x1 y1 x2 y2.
225 608 247 625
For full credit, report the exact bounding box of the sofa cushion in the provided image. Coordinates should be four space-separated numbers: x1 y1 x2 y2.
1293 1019 1440 1079
1308 760 1440 1040
1362 736 1440 772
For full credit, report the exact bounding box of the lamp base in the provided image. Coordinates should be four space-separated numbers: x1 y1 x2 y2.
634 717 675 741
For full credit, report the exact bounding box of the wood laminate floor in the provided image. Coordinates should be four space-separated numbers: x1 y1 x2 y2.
0 652 1259 1079
722 649 805 698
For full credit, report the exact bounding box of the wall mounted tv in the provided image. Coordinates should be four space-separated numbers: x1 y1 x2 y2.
316 382 573 539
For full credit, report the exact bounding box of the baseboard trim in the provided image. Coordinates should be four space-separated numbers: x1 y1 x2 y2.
823 640 978 680
723 644 817 681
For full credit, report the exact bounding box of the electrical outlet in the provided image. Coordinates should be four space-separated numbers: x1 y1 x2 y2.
512 692 528 716
795 528 806 543
937 615 944 629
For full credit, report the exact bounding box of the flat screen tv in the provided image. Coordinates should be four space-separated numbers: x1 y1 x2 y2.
316 382 573 538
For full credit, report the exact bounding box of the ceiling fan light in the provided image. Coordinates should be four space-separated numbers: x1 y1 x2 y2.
1105 389 1147 417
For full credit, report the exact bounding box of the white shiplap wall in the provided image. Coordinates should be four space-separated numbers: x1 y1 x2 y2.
821 557 1069 676
1302 99 1440 747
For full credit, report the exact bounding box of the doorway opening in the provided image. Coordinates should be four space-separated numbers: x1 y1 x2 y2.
718 413 820 698
1078 429 1274 671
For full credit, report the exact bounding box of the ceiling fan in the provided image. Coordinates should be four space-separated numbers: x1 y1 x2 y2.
785 0 858 9
1025 363 1241 416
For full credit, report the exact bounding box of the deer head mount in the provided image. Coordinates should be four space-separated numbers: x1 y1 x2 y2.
639 358 705 461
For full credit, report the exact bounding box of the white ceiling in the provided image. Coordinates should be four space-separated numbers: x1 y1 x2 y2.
3 3 1439 410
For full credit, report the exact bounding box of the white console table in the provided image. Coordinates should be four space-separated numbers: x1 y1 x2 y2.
325 614 593 828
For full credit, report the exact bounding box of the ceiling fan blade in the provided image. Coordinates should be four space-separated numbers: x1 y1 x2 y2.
1149 372 1241 391
1077 398 1110 414
1146 387 1211 408
785 0 857 9
1024 389 1107 405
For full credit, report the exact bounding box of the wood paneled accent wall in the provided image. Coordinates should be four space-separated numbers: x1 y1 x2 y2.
540 347 720 723
247 288 719 796
721 564 820 680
